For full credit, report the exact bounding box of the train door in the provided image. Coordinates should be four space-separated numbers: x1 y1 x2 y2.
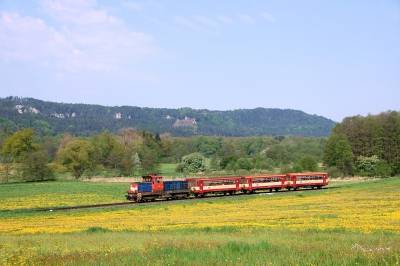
285 175 291 187
235 178 240 191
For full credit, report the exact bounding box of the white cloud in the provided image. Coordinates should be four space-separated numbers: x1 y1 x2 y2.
216 15 234 24
121 1 143 11
238 14 254 24
0 12 69 61
39 0 118 25
173 16 198 29
121 1 163 12
173 16 220 35
192 15 218 26
0 1 157 73
259 12 275 22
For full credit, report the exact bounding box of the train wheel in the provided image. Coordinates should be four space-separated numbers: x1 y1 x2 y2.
269 189 273 193
294 187 298 191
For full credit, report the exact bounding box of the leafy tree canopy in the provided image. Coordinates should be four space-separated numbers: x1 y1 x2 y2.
1 128 39 161
57 139 95 179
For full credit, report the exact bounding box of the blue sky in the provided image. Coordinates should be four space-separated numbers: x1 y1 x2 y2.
0 0 399 122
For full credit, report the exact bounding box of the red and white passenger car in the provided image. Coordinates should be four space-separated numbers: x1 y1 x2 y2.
240 174 286 193
285 172 328 190
186 177 242 197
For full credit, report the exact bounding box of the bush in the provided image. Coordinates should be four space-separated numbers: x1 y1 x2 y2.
236 158 252 171
298 155 318 172
48 162 68 174
327 166 342 178
220 156 237 169
280 164 292 174
259 159 275 171
175 163 184 173
292 164 303 173
374 160 391 178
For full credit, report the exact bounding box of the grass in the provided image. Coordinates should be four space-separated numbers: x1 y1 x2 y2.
0 177 399 265
0 180 128 212
0 228 399 265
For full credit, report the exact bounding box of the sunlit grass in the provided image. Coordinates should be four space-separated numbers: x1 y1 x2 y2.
0 228 399 265
1 177 399 265
1 178 399 234
0 181 128 211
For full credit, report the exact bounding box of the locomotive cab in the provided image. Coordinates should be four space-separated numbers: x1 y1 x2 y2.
142 174 164 193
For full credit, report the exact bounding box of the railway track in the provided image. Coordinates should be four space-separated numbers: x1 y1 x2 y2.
32 186 332 213
34 202 136 212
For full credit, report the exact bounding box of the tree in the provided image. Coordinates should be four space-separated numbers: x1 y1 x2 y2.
374 160 391 177
0 154 13 183
42 136 59 161
107 150 123 175
220 155 238 169
130 152 141 175
298 155 318 172
209 154 221 170
323 133 354 176
140 148 160 174
180 153 206 173
57 139 95 179
195 136 220 157
91 130 120 167
1 128 39 161
22 150 54 181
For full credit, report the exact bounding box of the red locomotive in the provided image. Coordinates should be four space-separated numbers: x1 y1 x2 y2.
126 174 190 202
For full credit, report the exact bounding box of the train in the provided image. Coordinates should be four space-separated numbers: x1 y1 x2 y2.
126 172 328 202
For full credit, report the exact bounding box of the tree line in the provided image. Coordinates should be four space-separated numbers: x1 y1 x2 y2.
323 111 400 177
0 127 326 182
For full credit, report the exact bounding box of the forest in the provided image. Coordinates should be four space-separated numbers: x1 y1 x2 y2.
324 111 400 177
0 96 336 137
0 110 399 183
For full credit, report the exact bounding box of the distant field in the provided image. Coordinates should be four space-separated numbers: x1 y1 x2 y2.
0 178 399 265
0 180 128 211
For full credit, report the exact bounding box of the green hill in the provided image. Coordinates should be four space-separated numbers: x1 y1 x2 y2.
0 96 336 137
